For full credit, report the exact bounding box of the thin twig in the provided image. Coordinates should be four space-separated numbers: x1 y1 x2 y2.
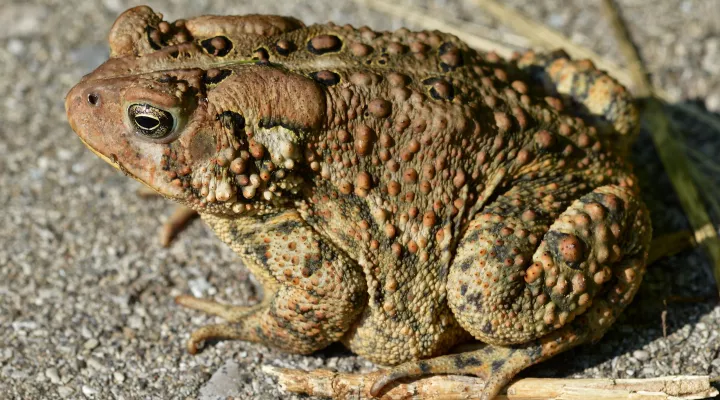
264 366 719 400
601 0 720 296
648 231 696 265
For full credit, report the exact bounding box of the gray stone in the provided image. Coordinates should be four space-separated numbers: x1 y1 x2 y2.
199 360 244 400
82 385 98 397
57 386 74 398
188 277 217 298
45 368 61 384
113 372 126 383
83 339 99 351
633 350 650 362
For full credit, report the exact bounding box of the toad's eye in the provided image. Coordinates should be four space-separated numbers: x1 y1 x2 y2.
127 103 175 139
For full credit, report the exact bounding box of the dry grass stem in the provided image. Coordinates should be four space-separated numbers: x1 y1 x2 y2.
648 231 696 265
264 366 718 399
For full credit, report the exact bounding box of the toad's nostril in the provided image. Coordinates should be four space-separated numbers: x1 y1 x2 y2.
87 93 100 106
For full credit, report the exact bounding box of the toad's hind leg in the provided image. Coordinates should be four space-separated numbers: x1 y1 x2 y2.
177 210 368 355
517 51 640 152
371 185 651 399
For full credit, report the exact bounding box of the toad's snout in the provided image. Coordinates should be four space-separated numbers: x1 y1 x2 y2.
65 81 114 142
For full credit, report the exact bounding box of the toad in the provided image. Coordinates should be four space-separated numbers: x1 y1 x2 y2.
65 6 651 398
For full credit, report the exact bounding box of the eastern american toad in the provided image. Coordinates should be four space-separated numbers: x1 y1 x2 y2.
65 6 651 398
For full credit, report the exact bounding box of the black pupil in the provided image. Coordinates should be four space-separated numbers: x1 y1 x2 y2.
135 115 159 130
129 104 174 138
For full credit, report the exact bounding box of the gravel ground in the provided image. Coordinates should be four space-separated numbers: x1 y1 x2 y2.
1 0 719 399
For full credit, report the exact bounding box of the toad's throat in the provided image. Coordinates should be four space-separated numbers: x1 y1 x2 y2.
76 134 165 197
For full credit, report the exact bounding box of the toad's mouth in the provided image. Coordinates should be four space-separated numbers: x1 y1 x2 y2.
75 134 118 169
74 132 167 197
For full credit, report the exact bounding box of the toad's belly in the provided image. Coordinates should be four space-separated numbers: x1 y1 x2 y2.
340 298 469 365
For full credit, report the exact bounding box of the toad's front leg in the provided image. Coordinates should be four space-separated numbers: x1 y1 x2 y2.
177 209 368 355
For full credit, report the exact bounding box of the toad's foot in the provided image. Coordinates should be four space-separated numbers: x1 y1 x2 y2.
158 205 198 247
175 295 265 354
370 327 581 400
137 187 198 246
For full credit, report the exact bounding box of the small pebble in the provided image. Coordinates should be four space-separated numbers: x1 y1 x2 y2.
57 386 74 398
7 39 24 55
82 385 98 397
113 372 125 383
11 369 29 379
188 277 217 297
1 348 13 362
87 358 106 372
633 350 650 361
128 315 145 330
83 339 99 351
45 367 61 384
